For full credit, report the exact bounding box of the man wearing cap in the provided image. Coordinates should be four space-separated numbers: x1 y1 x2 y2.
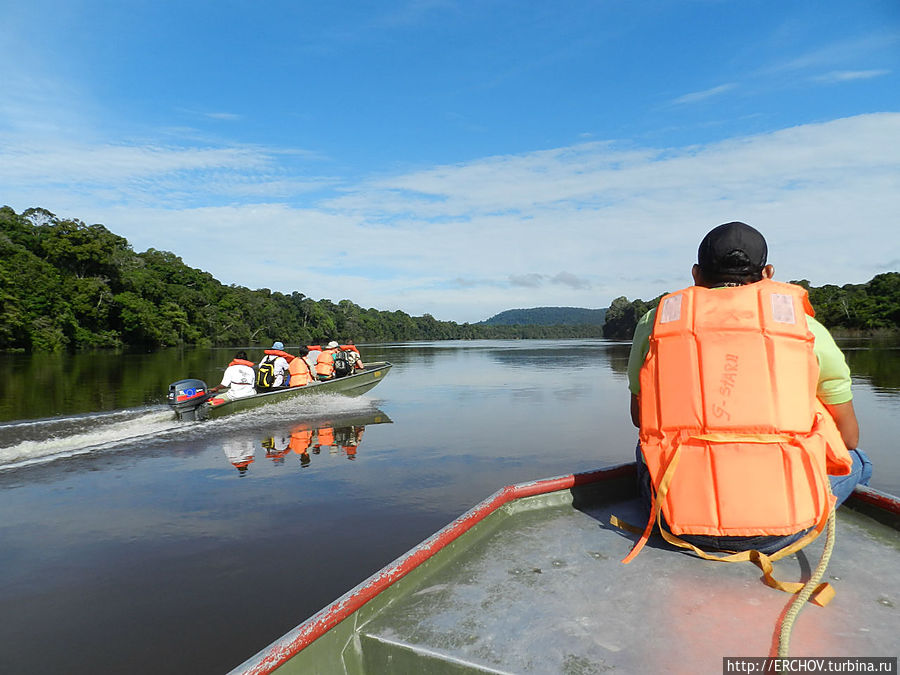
625 222 872 557
256 341 295 391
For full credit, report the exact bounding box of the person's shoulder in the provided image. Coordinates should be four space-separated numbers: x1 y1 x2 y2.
637 306 657 327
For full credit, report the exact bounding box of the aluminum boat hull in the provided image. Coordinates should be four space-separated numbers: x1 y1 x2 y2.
229 462 899 674
174 362 392 421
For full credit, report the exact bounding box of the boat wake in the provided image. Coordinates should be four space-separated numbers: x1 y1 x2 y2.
0 394 386 472
0 406 183 471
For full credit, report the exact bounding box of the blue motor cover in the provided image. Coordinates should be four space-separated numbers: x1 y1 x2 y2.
168 378 211 413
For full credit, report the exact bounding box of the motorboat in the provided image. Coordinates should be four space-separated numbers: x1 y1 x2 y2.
227 462 899 674
168 362 392 421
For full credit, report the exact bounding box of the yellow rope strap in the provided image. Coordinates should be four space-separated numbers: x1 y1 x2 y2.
778 510 837 656
614 444 836 607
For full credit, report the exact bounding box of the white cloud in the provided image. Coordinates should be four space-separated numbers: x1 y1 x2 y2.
671 83 737 105
2 114 899 323
813 69 891 83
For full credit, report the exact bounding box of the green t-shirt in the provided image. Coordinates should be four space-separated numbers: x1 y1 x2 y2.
626 306 853 405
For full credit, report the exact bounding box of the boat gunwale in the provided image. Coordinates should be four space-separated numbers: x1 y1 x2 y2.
228 462 898 675
178 362 392 420
228 462 636 674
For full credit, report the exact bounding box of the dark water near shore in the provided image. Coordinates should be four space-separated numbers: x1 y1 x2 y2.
0 339 898 674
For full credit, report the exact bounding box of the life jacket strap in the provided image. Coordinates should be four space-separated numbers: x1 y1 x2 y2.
619 441 684 564
613 439 836 606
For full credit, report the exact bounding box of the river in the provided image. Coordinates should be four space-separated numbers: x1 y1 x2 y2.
0 338 898 674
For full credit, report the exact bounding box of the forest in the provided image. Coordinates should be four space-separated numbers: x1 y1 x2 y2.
2 207 896 351
0 207 601 351
601 273 900 338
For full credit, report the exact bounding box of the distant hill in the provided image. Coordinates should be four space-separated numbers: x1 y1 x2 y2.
478 306 607 326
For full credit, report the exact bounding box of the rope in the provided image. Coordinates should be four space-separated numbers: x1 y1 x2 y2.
777 509 837 657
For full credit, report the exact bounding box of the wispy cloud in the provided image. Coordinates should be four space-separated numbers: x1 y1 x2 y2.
813 69 891 83
766 31 900 74
3 114 899 322
202 111 244 121
671 83 737 105
551 272 591 290
509 274 545 288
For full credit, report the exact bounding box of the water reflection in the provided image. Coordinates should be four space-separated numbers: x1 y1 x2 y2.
839 338 900 393
221 409 392 474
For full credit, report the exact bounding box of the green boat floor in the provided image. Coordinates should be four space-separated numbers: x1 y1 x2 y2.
347 496 899 674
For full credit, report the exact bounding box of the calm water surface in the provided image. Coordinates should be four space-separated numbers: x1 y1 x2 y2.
0 339 898 674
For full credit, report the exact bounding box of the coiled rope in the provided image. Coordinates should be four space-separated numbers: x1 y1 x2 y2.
777 509 837 657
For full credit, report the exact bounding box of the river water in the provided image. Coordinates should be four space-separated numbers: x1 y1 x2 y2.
0 338 898 674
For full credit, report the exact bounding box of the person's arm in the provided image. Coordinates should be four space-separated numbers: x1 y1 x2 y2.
212 369 231 392
630 394 640 428
626 308 656 430
807 317 859 449
824 400 859 450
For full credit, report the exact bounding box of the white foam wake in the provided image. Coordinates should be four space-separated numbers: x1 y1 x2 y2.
0 408 181 471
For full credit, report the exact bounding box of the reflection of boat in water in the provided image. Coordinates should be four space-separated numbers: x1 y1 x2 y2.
228 462 900 674
225 410 392 474
222 439 257 475
168 362 392 421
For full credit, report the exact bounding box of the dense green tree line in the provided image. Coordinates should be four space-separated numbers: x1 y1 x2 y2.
601 273 900 339
0 207 604 351
4 207 893 351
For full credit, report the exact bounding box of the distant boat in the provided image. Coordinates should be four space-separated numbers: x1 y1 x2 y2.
167 362 392 421
227 462 900 674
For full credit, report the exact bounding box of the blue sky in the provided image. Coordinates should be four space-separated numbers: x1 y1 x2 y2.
2 0 898 323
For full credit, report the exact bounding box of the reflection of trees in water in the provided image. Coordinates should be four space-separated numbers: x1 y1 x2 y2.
487 342 633 376
0 347 229 421
841 339 900 392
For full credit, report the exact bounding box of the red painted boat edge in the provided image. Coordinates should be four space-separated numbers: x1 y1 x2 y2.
230 462 636 675
848 483 900 515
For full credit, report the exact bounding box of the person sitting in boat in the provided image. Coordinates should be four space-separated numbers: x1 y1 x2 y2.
256 341 295 391
624 222 873 561
209 351 257 401
288 346 316 387
315 341 341 380
342 341 365 371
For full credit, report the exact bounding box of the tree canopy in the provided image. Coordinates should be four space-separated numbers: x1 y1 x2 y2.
2 206 895 351
600 274 900 340
0 207 604 351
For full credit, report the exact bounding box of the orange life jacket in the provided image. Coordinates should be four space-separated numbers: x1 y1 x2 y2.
290 428 313 454
308 344 360 354
262 349 295 362
229 358 255 368
316 427 335 447
638 279 853 539
288 357 315 387
316 349 337 377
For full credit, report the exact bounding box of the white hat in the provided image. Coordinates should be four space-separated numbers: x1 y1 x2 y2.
326 341 339 349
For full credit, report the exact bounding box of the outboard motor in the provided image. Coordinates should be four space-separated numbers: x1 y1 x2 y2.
168 378 211 421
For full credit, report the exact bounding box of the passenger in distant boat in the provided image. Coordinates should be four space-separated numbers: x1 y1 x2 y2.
288 346 316 387
209 351 256 401
315 341 341 380
342 341 365 371
624 222 872 562
256 341 295 391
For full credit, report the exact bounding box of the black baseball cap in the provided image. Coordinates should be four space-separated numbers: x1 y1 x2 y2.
697 222 767 276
